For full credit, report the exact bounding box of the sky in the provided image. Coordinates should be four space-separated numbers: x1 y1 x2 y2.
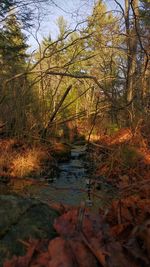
27 0 124 52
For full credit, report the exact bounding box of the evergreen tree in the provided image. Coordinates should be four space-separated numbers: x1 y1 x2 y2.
0 13 28 75
33 16 88 132
0 0 14 18
87 0 121 123
0 12 31 136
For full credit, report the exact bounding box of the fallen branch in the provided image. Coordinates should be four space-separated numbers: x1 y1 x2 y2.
81 231 108 267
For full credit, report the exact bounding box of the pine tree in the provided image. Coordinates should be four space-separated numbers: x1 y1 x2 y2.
0 12 30 136
87 0 121 123
0 0 14 18
0 13 28 75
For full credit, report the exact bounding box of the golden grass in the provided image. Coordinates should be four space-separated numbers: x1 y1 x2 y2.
0 139 51 178
10 148 46 177
85 134 101 141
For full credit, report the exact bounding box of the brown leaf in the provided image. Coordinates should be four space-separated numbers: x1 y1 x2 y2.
31 252 50 267
106 241 130 267
69 239 98 267
125 237 150 266
48 237 75 267
54 209 78 236
110 223 131 238
81 234 107 267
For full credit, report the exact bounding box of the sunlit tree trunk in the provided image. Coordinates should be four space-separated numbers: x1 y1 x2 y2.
126 0 138 102
142 53 150 111
125 0 139 123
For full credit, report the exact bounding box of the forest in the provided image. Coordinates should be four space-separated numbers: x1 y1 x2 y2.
0 0 150 266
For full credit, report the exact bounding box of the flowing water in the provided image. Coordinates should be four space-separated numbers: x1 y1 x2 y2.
33 145 89 205
28 145 113 209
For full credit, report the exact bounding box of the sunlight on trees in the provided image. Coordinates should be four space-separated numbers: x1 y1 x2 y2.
0 2 150 266
0 0 149 139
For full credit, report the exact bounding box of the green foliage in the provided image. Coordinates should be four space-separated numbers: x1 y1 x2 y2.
140 0 150 25
31 1 124 139
0 0 149 139
0 12 38 137
56 16 68 38
0 1 32 28
0 0 14 17
0 14 28 71
86 0 121 120
33 15 91 135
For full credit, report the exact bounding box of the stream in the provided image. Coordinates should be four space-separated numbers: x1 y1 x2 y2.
33 145 89 205
0 145 114 266
28 145 113 209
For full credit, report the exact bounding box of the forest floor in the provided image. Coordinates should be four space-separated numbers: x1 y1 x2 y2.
0 125 150 267
0 139 72 193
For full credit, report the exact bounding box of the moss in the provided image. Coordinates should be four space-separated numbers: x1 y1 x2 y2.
0 195 59 266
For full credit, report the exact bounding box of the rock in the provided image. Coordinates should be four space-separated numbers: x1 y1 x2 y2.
0 194 59 267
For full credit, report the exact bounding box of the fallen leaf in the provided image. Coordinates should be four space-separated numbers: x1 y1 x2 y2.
48 237 75 267
69 239 98 267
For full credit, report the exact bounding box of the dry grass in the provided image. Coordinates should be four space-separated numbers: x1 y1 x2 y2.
0 139 52 178
10 148 47 177
92 127 150 191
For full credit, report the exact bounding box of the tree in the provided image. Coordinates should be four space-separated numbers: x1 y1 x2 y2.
0 12 32 136
0 13 28 70
114 0 149 125
139 0 150 110
32 16 92 137
86 0 121 123
0 0 14 18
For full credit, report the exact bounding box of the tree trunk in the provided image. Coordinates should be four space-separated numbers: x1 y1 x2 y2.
125 0 139 124
41 84 72 138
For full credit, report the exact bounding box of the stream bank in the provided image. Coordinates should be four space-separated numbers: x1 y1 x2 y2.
0 138 116 209
0 141 115 266
23 144 116 210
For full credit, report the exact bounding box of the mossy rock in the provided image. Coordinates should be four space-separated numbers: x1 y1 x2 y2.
0 195 59 266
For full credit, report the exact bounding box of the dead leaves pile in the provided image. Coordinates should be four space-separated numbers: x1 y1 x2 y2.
90 128 150 199
3 204 150 267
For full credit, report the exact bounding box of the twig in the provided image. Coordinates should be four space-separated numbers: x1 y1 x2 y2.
90 142 113 150
81 231 108 267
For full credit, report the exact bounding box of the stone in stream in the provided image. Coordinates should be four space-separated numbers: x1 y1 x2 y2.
0 194 59 267
71 145 87 159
